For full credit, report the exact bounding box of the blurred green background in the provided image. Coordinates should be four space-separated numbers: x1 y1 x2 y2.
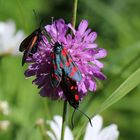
0 0 140 140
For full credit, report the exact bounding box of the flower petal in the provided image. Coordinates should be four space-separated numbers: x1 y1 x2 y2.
65 127 74 140
47 117 61 139
78 20 88 35
68 23 76 35
98 124 119 140
93 71 107 80
86 32 97 42
94 49 107 59
93 60 104 68
78 81 88 93
47 131 56 140
47 115 74 140
88 79 96 91
87 43 98 49
84 115 103 140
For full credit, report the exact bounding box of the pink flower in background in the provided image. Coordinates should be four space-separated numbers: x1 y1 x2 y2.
24 19 107 100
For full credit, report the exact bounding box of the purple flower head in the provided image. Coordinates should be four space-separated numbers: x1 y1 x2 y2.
24 19 107 100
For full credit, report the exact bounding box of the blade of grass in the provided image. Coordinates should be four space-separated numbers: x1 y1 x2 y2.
95 67 140 114
75 67 140 140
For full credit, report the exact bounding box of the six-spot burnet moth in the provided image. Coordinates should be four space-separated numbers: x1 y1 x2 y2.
19 10 48 66
19 25 50 66
50 42 82 109
19 28 42 66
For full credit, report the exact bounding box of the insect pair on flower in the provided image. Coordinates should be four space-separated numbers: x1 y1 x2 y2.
19 20 83 109
19 19 107 114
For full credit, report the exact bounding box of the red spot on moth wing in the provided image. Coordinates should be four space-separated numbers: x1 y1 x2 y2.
60 62 63 68
53 64 57 70
51 73 59 80
75 94 79 101
65 61 70 67
70 67 78 77
70 86 75 90
61 48 67 57
51 53 55 59
54 74 59 80
65 58 73 67
51 73 54 77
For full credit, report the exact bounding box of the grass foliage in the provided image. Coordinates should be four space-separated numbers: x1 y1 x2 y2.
0 0 140 140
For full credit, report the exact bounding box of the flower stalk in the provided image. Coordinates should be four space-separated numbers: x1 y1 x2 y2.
60 101 68 140
72 0 78 28
60 0 78 140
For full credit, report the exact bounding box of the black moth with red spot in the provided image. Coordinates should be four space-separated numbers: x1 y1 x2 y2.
50 42 82 109
60 70 79 109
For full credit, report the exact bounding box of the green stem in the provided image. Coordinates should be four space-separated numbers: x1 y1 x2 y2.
72 0 78 28
60 101 68 140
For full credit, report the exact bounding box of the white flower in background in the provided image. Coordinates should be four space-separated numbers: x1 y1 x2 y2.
84 115 119 140
0 20 25 56
0 100 10 115
47 115 74 140
0 101 10 132
47 115 119 140
0 120 10 131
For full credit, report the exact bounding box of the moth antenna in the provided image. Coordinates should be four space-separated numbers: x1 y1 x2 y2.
32 9 39 26
33 9 37 18
51 17 54 24
77 108 92 127
71 109 76 129
32 9 44 29
40 18 45 29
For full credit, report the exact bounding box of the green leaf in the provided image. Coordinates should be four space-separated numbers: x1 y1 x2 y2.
75 67 140 140
95 67 140 114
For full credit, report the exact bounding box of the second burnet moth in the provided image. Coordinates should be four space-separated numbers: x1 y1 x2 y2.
19 27 45 66
19 10 48 66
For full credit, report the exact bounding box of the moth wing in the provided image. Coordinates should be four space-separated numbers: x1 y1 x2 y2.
19 32 35 52
21 35 38 66
50 53 62 87
60 71 79 109
60 48 82 82
19 28 39 52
